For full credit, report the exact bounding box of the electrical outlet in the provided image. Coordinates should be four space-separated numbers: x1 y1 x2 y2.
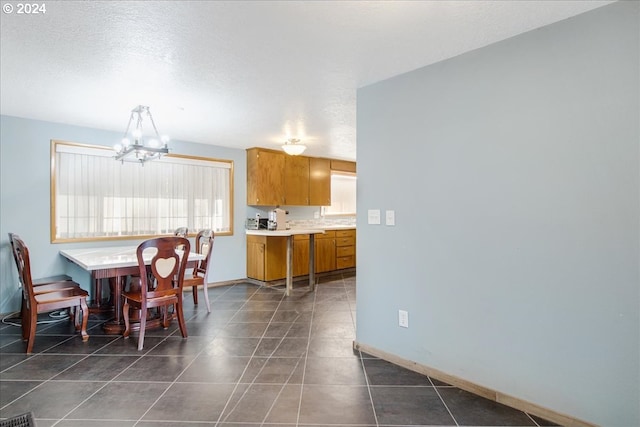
398 309 409 328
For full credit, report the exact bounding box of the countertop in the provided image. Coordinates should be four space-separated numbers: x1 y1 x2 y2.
245 225 355 236
316 225 356 230
246 228 325 236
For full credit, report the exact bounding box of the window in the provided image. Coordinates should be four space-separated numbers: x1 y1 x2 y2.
324 172 356 215
51 140 233 242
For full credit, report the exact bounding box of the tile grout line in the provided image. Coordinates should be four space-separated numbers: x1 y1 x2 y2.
294 275 319 427
131 283 259 427
214 285 294 426
0 315 123 424
428 376 460 427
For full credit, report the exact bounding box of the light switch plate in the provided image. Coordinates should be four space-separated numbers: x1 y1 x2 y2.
386 210 395 226
398 310 409 328
368 209 381 225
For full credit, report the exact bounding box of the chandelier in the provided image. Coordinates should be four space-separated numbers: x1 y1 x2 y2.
114 105 169 164
282 138 307 156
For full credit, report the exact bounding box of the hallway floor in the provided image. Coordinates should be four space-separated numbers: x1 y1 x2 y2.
1 273 558 426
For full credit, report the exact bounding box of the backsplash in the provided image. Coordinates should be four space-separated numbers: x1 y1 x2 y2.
288 217 356 229
247 206 356 229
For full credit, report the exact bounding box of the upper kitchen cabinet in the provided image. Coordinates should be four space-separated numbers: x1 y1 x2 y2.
247 148 334 206
284 155 310 205
330 159 356 173
309 157 331 206
247 148 285 206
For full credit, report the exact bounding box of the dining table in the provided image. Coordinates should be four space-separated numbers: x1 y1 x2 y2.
60 245 205 334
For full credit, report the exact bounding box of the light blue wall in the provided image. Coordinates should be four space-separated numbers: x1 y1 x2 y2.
355 3 638 427
0 115 248 314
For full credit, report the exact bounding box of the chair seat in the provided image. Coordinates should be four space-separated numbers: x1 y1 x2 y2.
184 273 204 282
122 291 178 306
32 274 72 286
34 288 89 311
32 281 83 295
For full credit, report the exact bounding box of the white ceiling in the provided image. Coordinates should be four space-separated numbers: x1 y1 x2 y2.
1 1 612 161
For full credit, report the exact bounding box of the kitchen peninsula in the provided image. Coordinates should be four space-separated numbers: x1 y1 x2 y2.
246 228 323 296
246 226 356 295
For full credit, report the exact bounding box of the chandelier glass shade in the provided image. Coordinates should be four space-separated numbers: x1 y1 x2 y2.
114 105 169 164
282 138 306 156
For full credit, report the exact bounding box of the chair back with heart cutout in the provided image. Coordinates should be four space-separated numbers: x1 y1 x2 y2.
136 237 191 302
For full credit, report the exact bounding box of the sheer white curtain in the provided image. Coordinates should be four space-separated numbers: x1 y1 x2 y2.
53 141 232 241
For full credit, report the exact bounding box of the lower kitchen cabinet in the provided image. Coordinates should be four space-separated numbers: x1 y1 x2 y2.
293 234 310 277
314 231 336 273
246 229 356 282
335 229 356 269
246 234 286 281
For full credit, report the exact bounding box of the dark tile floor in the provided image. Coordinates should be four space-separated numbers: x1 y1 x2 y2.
0 273 558 426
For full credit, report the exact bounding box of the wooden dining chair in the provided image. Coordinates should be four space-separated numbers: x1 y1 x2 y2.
9 234 89 353
174 227 188 238
122 236 191 351
8 232 78 331
184 229 215 312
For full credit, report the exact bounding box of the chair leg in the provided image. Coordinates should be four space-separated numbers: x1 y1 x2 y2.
73 306 79 330
137 307 147 351
192 285 198 305
26 310 38 354
203 282 211 313
175 300 188 339
161 306 170 329
123 300 131 338
21 298 29 341
79 298 89 342
70 306 77 330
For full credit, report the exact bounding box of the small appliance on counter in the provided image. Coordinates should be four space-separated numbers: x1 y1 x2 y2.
245 215 269 230
268 208 288 230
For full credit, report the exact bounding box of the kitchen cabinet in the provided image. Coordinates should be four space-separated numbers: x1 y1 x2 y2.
246 238 265 281
284 155 310 205
314 231 336 273
247 148 333 206
246 234 287 281
247 148 285 206
335 229 356 269
293 234 310 277
247 229 355 282
330 159 356 173
309 157 331 206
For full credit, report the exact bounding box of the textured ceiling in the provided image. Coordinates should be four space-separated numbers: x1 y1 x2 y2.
0 1 612 160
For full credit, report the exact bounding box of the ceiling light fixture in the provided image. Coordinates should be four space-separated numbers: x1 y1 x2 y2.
114 105 169 165
282 138 306 156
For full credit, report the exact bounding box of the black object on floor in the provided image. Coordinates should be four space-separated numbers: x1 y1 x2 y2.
0 412 36 427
